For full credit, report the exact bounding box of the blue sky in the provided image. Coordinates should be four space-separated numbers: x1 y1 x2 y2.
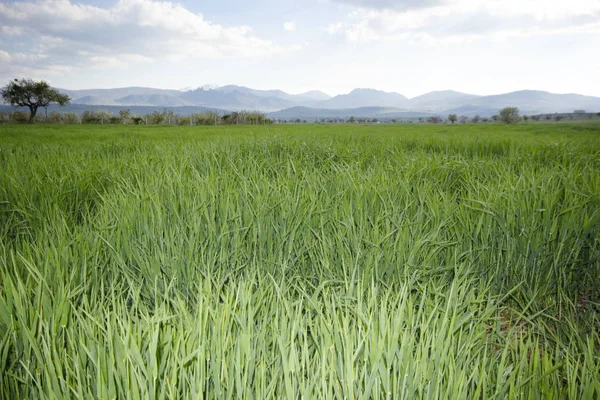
0 0 599 97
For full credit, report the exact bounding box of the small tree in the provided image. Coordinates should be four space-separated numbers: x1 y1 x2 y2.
150 110 165 125
471 114 480 123
119 109 131 124
1 78 70 123
448 114 457 124
499 107 520 124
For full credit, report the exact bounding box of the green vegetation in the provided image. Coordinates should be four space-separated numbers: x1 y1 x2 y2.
1 79 70 124
500 107 520 124
1 123 599 398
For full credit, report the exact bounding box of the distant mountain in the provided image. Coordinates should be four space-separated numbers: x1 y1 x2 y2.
268 106 432 120
408 90 479 111
319 89 409 109
180 88 294 111
116 94 191 107
60 86 181 100
0 104 226 116
71 96 116 106
215 85 331 104
464 90 600 115
296 90 332 102
58 85 330 112
53 85 600 115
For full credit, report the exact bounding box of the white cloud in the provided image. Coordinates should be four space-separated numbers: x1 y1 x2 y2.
284 21 297 32
328 0 600 43
0 0 281 79
1 26 25 36
332 0 446 11
325 22 344 34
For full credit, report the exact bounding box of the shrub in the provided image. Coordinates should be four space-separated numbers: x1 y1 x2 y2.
48 112 64 124
62 113 79 124
499 107 520 124
10 110 30 123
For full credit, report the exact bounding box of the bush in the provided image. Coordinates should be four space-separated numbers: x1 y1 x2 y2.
62 113 79 124
48 112 63 124
10 110 30 123
82 110 113 124
499 107 520 124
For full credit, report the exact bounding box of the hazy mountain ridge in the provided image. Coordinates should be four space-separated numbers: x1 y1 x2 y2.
51 85 600 117
58 85 332 112
320 88 409 109
268 106 433 120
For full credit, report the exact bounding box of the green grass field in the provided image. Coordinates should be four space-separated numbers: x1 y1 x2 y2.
1 123 599 399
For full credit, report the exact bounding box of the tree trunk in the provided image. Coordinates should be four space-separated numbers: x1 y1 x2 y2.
28 106 38 124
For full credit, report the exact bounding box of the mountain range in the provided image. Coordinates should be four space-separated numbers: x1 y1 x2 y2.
34 85 600 119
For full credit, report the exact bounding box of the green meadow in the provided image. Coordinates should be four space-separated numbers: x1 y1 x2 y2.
0 123 599 399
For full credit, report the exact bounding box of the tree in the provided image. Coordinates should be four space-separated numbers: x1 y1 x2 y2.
1 78 70 123
161 108 175 124
471 114 481 123
119 109 131 124
448 114 457 124
499 107 519 124
150 110 165 125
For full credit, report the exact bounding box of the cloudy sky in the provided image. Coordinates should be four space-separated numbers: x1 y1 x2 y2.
0 0 598 97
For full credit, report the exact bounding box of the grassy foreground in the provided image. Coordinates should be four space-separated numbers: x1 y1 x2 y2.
0 123 599 399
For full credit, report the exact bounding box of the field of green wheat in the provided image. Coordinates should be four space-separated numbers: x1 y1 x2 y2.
0 123 599 399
